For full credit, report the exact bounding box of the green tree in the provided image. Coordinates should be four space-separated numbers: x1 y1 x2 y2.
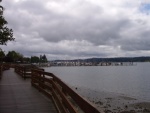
40 54 47 63
16 52 23 62
0 0 14 45
31 56 39 63
43 54 47 62
6 51 23 62
0 48 5 62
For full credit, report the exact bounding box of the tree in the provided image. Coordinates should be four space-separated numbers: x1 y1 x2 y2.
40 54 47 63
5 51 23 62
0 48 5 62
31 56 39 63
0 0 14 45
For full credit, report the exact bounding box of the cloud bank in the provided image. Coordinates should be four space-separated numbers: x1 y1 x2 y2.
1 0 150 60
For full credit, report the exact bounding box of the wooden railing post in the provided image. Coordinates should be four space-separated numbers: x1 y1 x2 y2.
30 69 100 113
23 67 26 79
0 63 11 79
0 64 2 79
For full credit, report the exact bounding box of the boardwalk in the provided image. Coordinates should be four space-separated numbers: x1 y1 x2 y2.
0 68 57 113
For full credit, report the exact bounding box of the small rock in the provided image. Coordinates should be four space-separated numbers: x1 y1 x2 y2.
143 108 150 112
125 105 128 109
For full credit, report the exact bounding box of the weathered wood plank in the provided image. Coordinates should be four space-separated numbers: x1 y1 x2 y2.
0 69 58 113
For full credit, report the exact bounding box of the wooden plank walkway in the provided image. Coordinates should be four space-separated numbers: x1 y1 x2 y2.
0 68 58 113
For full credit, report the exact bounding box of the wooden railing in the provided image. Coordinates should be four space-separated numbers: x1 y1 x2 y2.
0 63 10 79
0 64 2 79
15 65 44 79
31 69 100 113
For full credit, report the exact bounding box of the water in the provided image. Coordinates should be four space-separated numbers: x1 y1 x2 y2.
44 62 150 101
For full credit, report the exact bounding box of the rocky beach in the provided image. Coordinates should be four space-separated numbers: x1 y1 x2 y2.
72 86 150 113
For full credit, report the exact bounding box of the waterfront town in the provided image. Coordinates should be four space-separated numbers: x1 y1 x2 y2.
40 61 135 67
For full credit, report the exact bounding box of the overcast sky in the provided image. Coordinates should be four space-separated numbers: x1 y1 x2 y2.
1 0 150 60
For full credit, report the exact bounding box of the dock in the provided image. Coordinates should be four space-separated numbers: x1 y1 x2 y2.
0 68 57 113
0 64 100 113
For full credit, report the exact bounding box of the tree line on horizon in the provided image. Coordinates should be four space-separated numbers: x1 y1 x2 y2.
0 49 48 63
54 57 150 63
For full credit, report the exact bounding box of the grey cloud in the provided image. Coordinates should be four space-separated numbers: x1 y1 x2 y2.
4 0 129 46
119 20 150 52
2 0 150 59
121 37 150 51
40 17 130 46
3 0 50 32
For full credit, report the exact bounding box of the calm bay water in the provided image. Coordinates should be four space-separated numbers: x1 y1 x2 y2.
44 62 150 101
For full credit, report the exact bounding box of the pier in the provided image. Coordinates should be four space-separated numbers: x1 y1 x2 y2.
0 64 100 113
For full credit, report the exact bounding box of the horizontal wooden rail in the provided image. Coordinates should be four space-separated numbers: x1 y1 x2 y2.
0 66 1 79
31 69 100 113
15 65 44 79
0 63 10 79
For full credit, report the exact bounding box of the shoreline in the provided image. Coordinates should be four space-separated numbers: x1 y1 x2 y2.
71 86 150 113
